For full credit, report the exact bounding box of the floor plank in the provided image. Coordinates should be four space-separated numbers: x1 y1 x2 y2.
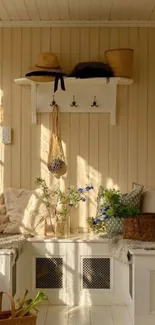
90 306 114 325
36 305 49 325
46 306 68 325
110 306 132 325
68 306 90 325
37 305 132 325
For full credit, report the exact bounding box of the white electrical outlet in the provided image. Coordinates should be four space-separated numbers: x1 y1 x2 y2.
2 126 11 144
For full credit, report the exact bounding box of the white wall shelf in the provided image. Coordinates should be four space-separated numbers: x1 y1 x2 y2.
14 77 134 125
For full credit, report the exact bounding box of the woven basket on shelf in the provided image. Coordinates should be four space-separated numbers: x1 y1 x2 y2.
123 213 155 242
105 48 134 79
0 292 37 325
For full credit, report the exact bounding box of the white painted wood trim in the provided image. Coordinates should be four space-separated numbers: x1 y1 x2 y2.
1 20 155 27
15 77 134 86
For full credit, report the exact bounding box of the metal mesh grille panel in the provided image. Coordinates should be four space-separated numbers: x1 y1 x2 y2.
36 257 63 289
83 257 110 289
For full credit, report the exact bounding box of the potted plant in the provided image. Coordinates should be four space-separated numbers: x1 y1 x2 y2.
88 187 139 237
36 177 94 237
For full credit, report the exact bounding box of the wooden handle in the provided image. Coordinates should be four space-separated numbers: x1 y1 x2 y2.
0 292 15 318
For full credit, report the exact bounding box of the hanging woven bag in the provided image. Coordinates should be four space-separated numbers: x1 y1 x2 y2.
47 104 67 178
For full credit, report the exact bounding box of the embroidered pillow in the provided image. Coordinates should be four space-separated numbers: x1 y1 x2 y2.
120 183 144 208
3 188 48 236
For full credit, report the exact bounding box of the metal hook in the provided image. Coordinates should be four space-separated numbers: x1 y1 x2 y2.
70 95 78 107
91 96 99 108
50 95 56 107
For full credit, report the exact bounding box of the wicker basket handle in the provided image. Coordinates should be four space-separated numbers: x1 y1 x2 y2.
0 292 15 318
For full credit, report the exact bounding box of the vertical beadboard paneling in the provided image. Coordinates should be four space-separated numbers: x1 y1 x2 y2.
79 28 90 231
70 114 80 232
21 28 31 189
99 28 110 187
50 27 61 187
40 28 51 186
148 28 155 187
118 28 129 193
31 28 41 189
108 28 119 189
138 28 148 186
60 28 70 190
12 28 22 188
128 28 138 191
89 28 99 217
3 28 12 188
1 26 155 230
70 28 80 231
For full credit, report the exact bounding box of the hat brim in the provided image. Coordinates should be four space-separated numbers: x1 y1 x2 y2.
26 66 66 75
26 75 55 82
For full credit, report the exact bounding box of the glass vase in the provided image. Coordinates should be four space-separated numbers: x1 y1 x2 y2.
55 214 70 238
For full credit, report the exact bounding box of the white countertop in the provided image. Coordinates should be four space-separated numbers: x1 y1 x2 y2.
27 233 109 243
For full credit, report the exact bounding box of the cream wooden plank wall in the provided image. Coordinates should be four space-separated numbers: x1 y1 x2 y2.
0 27 154 231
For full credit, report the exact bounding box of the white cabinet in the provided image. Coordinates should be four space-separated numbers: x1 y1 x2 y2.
16 236 127 306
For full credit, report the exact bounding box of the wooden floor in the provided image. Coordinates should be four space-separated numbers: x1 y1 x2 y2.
37 305 132 325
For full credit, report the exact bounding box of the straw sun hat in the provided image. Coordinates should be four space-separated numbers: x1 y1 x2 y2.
25 52 66 92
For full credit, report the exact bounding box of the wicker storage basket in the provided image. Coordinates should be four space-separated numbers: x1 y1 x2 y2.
105 48 134 79
0 292 37 325
123 213 155 241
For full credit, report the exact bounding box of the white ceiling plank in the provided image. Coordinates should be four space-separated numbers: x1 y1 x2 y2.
131 0 155 20
90 0 101 20
2 0 19 20
13 0 30 20
46 0 59 20
24 0 40 20
57 0 69 20
0 0 10 20
99 0 113 20
111 0 133 20
79 0 91 20
1 19 155 27
68 0 79 20
35 0 50 20
150 5 155 19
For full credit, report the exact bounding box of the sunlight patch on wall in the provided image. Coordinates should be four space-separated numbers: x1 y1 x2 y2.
78 155 89 230
106 178 119 190
40 123 50 186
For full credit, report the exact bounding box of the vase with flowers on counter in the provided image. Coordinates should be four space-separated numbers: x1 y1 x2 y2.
36 177 94 238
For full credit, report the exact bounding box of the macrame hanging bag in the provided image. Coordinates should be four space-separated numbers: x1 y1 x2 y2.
47 104 67 178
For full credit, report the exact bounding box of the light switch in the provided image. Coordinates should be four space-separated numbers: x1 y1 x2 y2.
2 126 11 144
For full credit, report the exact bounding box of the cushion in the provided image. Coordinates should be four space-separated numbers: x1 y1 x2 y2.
120 183 144 208
3 188 48 236
140 188 155 213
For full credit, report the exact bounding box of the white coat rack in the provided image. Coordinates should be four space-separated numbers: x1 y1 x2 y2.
14 77 133 125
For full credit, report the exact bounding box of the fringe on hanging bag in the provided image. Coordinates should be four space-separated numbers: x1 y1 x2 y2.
47 104 67 178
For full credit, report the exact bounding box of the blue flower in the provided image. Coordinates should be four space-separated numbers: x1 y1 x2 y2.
78 188 83 193
92 217 104 225
81 197 86 202
68 203 73 207
86 185 94 191
104 215 109 220
104 205 110 211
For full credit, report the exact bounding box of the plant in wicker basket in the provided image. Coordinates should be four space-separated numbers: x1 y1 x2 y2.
88 187 139 236
36 177 94 237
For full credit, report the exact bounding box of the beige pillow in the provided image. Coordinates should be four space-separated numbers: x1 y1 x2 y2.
141 188 155 213
3 188 48 236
